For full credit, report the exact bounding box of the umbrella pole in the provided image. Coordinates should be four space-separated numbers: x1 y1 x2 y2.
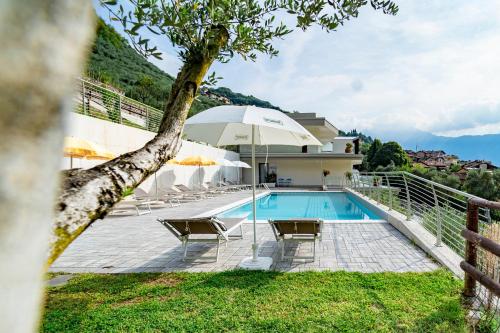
155 171 158 201
70 156 73 169
199 165 202 190
251 124 258 261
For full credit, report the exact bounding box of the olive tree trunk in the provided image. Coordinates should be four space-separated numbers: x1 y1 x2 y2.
51 27 229 264
0 1 95 332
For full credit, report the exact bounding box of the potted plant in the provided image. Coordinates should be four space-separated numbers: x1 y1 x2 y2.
345 142 353 153
264 173 276 188
372 176 381 187
322 169 330 190
344 171 352 181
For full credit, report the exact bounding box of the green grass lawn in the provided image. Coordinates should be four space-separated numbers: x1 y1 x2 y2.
42 269 465 333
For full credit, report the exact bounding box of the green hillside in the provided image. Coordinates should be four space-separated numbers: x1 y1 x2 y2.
86 18 279 116
210 87 282 110
86 18 373 142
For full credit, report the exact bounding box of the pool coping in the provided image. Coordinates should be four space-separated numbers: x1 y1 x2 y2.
194 189 388 224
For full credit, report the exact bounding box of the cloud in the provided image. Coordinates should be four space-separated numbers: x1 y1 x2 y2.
351 79 363 92
210 1 500 137
429 102 500 134
95 0 500 137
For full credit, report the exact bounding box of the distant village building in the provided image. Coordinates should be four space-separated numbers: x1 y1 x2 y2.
454 160 498 182
405 150 458 170
199 88 231 105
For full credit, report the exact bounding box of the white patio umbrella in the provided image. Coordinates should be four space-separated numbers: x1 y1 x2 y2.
184 105 322 270
232 160 251 168
231 160 251 184
216 158 236 185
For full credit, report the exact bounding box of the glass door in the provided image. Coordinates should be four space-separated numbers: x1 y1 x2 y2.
259 163 277 184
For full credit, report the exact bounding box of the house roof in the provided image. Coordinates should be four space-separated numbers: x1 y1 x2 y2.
288 112 339 144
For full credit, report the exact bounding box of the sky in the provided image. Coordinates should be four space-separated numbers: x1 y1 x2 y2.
95 1 500 138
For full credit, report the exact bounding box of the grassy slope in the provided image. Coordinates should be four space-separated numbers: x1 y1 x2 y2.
42 270 465 333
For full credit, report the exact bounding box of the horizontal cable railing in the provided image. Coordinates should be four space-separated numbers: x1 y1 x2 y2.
74 78 164 132
346 171 493 258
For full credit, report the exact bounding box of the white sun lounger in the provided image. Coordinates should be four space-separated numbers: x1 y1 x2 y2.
157 216 245 261
269 218 323 261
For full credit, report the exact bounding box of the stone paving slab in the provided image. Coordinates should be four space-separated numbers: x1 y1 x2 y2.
50 190 439 273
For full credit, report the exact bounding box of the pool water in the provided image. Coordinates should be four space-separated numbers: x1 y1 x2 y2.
218 192 382 220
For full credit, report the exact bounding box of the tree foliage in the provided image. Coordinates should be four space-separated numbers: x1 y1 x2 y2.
101 0 398 63
463 169 499 201
87 18 223 115
365 138 382 169
371 141 409 169
431 173 461 189
339 129 374 144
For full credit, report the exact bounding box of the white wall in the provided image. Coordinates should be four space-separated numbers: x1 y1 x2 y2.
331 138 355 154
63 113 240 194
241 157 355 186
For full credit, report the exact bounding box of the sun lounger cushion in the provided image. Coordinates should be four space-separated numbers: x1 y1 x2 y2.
270 219 321 236
165 217 227 236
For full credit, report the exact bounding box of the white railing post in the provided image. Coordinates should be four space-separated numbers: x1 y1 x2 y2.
369 175 373 199
402 173 412 220
430 183 442 247
118 94 122 124
81 80 86 115
486 208 492 224
385 174 393 210
377 178 381 204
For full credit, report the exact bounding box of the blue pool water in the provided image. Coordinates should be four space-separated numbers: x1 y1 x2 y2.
218 192 382 220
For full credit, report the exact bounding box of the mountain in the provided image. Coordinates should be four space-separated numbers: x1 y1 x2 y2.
370 128 500 165
210 87 282 111
86 18 281 116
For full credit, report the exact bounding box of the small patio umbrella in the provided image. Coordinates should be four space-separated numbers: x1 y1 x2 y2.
63 136 115 168
232 161 251 168
231 160 252 184
184 105 321 270
172 155 219 189
216 158 236 185
85 142 116 161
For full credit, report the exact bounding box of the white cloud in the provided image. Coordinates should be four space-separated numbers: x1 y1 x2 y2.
211 1 500 137
95 0 500 137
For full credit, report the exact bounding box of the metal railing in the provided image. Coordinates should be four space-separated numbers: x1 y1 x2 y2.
74 78 164 132
346 171 493 258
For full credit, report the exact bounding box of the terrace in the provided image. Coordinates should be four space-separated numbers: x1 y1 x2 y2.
50 189 438 274
47 79 500 332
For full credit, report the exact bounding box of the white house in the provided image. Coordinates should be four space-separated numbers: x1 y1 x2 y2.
239 112 362 187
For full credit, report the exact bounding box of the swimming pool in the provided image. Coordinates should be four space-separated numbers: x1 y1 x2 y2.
218 192 382 221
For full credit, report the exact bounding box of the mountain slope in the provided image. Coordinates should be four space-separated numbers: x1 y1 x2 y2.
86 18 223 115
86 18 281 116
210 87 282 111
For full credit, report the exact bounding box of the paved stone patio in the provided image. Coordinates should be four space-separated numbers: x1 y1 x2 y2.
50 190 439 273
